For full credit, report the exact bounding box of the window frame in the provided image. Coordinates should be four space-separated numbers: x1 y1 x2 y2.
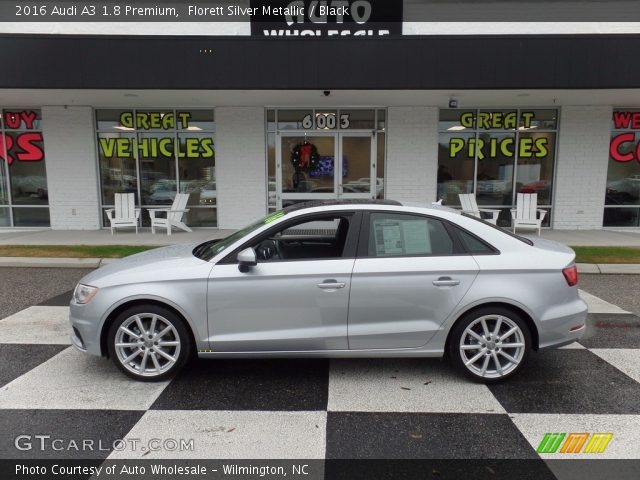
218 210 363 264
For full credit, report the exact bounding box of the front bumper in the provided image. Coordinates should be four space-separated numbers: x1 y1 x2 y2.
69 301 103 357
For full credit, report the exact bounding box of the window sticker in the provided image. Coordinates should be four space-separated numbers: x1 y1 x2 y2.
402 220 430 255
373 218 431 256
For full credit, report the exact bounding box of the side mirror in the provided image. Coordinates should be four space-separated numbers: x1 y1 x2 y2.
237 247 257 273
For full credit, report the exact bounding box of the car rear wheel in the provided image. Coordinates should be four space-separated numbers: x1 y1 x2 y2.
107 305 191 381
449 307 531 383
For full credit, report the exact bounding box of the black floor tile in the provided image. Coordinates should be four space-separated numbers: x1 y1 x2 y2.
0 344 67 388
579 314 640 349
0 409 144 459
326 412 539 460
151 358 329 411
38 289 73 307
489 349 640 414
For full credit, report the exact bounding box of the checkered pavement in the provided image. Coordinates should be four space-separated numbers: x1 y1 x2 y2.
1 288 639 471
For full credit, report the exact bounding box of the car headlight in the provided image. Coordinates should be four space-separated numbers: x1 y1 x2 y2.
73 284 98 304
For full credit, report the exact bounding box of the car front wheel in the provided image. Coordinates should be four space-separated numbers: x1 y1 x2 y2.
107 305 191 381
449 307 531 383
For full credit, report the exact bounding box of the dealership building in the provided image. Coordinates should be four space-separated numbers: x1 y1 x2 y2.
1 10 640 231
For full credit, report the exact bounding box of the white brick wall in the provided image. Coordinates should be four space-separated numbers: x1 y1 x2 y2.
42 106 101 229
553 106 612 230
386 107 439 204
215 107 266 229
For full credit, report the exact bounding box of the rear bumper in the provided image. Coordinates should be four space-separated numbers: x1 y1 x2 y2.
537 296 588 350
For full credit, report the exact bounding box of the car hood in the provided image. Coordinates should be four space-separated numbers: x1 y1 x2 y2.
79 242 211 288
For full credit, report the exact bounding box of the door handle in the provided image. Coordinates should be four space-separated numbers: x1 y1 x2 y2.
317 280 346 290
433 277 460 287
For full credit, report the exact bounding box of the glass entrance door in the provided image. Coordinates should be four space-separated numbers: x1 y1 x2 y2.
277 132 375 209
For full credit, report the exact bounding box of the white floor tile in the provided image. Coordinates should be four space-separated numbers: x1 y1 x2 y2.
327 358 505 413
579 290 629 314
0 347 168 410
591 349 640 384
0 306 70 344
510 413 640 459
108 410 327 459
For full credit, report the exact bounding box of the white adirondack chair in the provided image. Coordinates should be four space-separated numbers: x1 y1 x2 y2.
105 193 140 234
459 193 500 225
511 193 547 236
148 193 192 235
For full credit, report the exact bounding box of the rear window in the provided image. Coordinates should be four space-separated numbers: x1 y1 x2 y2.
455 227 497 254
461 213 533 246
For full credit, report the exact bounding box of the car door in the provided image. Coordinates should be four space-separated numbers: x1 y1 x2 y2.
348 211 479 350
207 211 360 352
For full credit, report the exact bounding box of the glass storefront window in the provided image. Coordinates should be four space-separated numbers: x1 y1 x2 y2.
438 109 558 227
96 109 216 227
604 109 640 227
0 108 50 227
266 108 386 211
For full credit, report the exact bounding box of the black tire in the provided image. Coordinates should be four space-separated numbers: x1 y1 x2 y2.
107 304 192 382
448 306 532 384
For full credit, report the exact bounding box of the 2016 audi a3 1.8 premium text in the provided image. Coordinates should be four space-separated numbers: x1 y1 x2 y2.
69 200 587 383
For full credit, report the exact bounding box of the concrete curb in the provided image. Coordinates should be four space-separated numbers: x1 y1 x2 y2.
1 257 640 274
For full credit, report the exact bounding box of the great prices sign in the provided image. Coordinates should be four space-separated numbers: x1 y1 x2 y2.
610 111 640 162
0 110 45 166
448 111 550 159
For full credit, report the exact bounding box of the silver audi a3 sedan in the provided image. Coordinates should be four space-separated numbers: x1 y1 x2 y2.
69 200 587 383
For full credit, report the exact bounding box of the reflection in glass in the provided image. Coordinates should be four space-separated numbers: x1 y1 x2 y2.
0 207 9 226
139 132 176 206
177 132 216 210
605 132 640 206
516 132 556 205
12 207 50 227
437 132 475 205
476 132 516 206
277 110 313 130
8 133 48 205
604 208 640 227
377 132 386 199
341 136 372 194
98 133 138 205
339 109 375 129
267 133 276 208
281 136 335 194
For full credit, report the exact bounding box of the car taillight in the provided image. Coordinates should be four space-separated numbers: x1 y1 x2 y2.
563 265 579 287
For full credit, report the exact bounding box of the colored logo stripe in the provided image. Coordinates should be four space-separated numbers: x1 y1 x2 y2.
560 433 589 453
537 433 613 454
583 433 613 454
537 433 566 453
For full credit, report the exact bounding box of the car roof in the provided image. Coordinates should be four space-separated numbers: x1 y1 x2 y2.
282 199 402 213
282 199 461 217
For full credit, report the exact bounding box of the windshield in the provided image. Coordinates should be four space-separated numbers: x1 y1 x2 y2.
461 213 534 246
193 210 286 261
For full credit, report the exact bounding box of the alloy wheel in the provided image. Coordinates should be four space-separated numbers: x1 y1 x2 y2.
459 314 526 379
114 313 181 378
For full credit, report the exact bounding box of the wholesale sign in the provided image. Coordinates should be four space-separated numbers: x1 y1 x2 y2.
0 110 44 166
250 0 403 37
98 111 214 159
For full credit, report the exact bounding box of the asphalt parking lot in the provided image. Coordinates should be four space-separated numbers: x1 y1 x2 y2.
0 267 639 480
